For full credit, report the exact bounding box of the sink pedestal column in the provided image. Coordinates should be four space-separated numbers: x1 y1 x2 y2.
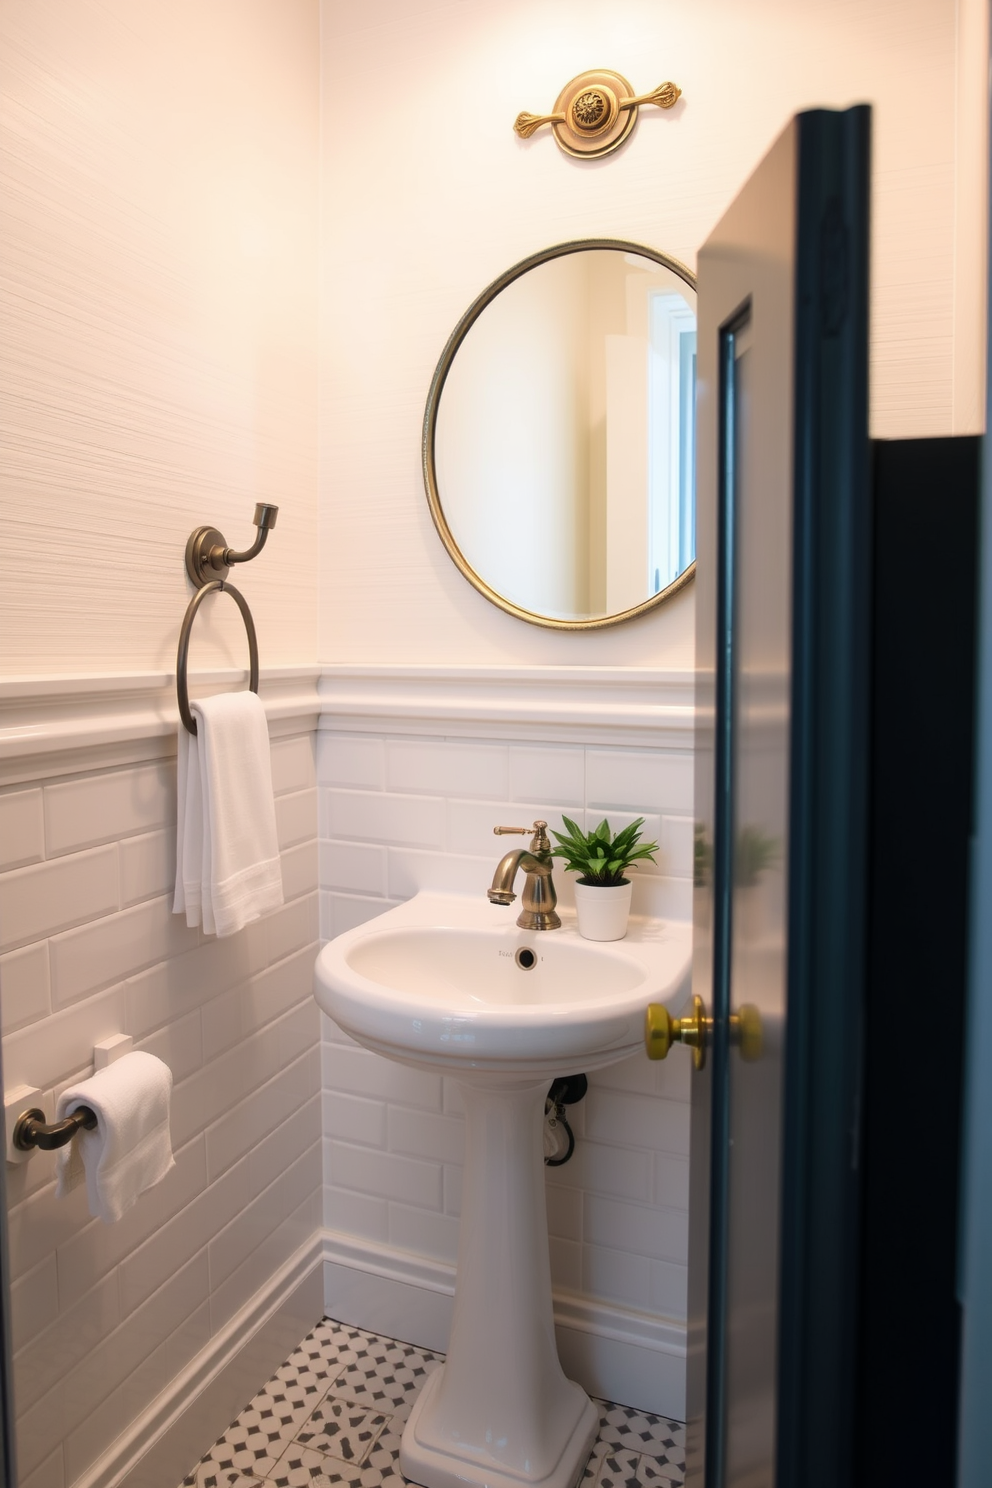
400 1077 598 1488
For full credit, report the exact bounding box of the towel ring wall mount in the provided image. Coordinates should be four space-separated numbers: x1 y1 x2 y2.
184 502 279 587
177 503 278 735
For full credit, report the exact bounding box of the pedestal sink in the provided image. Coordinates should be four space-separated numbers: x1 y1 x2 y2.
313 890 691 1488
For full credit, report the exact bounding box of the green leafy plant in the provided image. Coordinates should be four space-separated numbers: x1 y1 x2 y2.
550 816 659 887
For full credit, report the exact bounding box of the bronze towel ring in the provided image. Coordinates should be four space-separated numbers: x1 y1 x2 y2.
176 580 259 735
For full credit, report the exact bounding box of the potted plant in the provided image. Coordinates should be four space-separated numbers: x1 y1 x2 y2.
550 816 659 941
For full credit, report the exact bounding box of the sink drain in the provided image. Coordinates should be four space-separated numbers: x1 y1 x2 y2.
515 947 537 971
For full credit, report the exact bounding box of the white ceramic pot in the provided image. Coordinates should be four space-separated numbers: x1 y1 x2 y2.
573 879 633 941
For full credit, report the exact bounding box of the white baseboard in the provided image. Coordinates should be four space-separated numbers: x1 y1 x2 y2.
77 1233 324 1488
321 1230 686 1421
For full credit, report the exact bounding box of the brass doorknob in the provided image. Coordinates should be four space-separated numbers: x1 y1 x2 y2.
644 997 763 1070
645 994 709 1070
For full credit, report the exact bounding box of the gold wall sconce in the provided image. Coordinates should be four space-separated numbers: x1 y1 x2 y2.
514 69 681 160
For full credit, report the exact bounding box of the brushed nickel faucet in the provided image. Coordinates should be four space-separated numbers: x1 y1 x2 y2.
487 820 561 931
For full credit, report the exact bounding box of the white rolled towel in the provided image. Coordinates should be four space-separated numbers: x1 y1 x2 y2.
55 1052 176 1224
174 691 284 938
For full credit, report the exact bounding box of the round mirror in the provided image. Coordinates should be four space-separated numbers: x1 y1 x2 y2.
424 239 697 630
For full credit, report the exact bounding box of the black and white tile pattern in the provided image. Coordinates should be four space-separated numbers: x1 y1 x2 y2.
179 1320 685 1488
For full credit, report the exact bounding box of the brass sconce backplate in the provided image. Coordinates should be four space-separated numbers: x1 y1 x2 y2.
514 69 681 160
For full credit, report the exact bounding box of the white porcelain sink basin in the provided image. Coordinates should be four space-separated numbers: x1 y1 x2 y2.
314 890 692 1075
313 889 692 1488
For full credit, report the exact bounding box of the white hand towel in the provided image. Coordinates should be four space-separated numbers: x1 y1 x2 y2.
54 1052 176 1224
174 691 284 938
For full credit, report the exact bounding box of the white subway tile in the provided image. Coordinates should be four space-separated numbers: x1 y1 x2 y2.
271 735 316 796
10 1256 58 1355
135 1008 203 1085
386 740 508 800
59 1384 126 1484
118 1160 247 1317
321 1011 357 1047
317 735 384 790
171 1006 317 1154
54 1138 208 1311
545 1184 582 1240
7 1175 92 1284
20 1447 63 1488
586 750 694 815
584 1090 690 1157
582 1243 652 1309
210 1193 315 1333
549 1238 582 1293
0 789 44 871
275 788 316 850
326 789 444 848
13 1272 119 1416
324 1043 442 1110
208 1144 319 1291
44 763 174 857
250 1096 321 1199
49 895 199 1007
2 983 126 1093
323 1090 387 1147
281 840 318 900
324 1179 389 1240
508 747 584 806
650 1258 688 1321
323 893 398 938
660 815 695 879
0 846 118 953
443 1164 462 1216
262 892 317 968
320 839 387 896
630 874 692 922
385 847 492 902
200 945 315 1062
118 1301 212 1456
546 1140 652 1204
0 941 51 1032
326 1141 442 1209
592 1051 690 1102
584 1194 689 1264
206 1047 318 1179
388 1201 459 1262
446 800 579 859
119 829 175 907
124 932 263 1039
655 1153 690 1211
387 1107 464 1166
22 1252 209 1481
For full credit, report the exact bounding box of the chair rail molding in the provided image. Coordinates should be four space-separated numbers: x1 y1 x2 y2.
318 666 695 749
0 667 322 786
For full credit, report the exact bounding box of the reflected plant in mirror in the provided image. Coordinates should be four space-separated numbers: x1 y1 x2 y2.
424 240 697 630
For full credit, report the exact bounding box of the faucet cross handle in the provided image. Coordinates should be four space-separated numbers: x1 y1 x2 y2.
494 821 551 853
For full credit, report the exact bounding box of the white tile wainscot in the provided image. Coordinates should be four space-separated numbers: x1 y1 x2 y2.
316 666 695 1420
0 668 325 1488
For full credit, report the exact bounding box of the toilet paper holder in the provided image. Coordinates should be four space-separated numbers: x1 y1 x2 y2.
5 1034 132 1163
13 1105 96 1152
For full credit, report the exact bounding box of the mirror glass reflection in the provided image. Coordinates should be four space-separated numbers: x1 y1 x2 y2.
430 244 697 627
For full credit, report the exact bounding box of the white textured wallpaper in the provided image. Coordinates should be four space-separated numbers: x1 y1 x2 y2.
319 0 986 669
0 0 320 677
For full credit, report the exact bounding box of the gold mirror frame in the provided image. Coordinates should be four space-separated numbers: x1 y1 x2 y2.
422 238 697 631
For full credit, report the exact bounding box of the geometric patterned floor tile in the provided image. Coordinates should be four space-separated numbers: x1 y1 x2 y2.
596 1404 686 1467
267 1443 366 1488
177 1318 685 1488
294 1396 389 1463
